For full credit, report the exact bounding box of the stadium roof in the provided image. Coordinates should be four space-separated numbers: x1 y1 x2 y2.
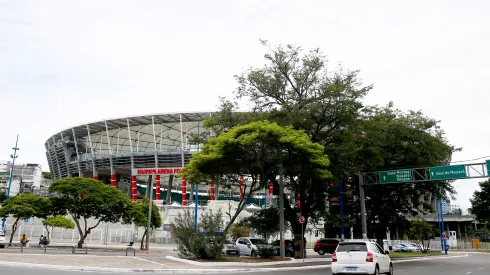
45 112 212 149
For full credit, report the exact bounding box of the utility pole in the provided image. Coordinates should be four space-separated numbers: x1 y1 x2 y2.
279 159 285 258
359 173 368 239
1 134 19 233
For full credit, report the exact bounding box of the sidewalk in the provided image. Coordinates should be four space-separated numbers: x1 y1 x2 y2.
0 251 331 273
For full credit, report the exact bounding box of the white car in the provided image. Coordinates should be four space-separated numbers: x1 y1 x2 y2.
235 237 269 257
331 241 393 275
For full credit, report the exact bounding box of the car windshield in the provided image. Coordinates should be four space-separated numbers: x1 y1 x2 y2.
250 239 267 245
336 243 368 252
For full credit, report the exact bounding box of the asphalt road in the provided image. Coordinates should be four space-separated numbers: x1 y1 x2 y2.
0 253 488 275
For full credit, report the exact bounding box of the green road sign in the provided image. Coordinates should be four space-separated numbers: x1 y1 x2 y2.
487 160 490 176
429 165 467 180
379 169 412 184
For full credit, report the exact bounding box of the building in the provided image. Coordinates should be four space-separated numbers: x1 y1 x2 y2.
44 113 279 205
0 161 43 195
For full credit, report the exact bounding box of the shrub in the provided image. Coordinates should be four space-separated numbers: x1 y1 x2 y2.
255 246 276 258
172 209 226 259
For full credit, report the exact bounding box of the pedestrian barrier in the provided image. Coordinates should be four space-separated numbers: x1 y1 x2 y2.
72 243 88 254
125 242 136 256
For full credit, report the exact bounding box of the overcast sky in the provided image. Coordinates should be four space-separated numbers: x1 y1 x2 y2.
1 0 489 210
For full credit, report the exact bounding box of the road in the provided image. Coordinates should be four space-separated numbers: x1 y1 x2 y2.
0 253 488 274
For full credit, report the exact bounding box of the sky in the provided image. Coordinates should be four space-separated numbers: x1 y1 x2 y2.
0 0 489 211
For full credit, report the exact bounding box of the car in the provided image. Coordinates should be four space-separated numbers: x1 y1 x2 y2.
392 243 409 252
222 240 240 256
400 243 418 252
331 241 393 275
270 239 307 258
235 237 272 257
314 238 339 255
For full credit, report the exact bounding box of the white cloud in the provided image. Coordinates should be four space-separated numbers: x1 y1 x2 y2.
1 0 489 209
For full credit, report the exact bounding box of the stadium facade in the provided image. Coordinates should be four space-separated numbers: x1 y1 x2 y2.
45 112 274 206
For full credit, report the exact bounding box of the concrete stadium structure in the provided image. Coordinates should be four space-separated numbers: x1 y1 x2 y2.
44 112 275 206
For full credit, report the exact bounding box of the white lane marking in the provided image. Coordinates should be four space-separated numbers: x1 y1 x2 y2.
478 268 484 270
395 270 404 272
416 266 422 268
134 256 168 267
465 272 472 274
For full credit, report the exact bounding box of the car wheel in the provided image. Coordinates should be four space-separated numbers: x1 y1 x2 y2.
318 248 325 255
251 250 258 258
386 263 393 275
372 265 379 275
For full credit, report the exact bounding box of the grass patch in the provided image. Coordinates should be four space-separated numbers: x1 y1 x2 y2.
194 257 292 263
389 251 441 258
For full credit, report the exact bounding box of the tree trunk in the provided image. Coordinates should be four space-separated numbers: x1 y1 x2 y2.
8 218 20 246
78 233 89 248
44 225 51 240
140 229 148 250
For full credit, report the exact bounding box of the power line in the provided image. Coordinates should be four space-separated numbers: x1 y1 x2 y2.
450 156 490 164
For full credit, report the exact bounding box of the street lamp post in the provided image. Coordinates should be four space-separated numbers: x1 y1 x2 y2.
1 134 20 233
279 159 285 258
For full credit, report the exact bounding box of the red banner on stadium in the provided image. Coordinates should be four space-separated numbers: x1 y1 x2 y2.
132 167 182 176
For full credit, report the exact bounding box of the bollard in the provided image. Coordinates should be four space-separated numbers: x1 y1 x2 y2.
21 244 23 253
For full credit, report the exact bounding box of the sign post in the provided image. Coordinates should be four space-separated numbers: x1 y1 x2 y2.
379 169 412 184
486 160 490 176
298 215 305 262
429 165 467 180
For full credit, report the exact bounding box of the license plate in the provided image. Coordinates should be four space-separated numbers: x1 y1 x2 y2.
345 267 358 271
229 251 237 255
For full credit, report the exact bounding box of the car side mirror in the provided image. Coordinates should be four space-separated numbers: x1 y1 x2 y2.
385 250 390 254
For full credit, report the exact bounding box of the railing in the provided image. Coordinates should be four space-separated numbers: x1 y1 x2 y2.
74 146 199 162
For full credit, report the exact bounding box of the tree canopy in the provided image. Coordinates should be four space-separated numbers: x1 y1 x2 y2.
182 120 330 231
48 177 134 247
470 179 490 225
0 193 49 245
202 41 458 242
42 215 75 240
407 219 437 252
132 198 162 250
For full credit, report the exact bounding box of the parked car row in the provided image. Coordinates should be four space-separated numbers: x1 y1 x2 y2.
224 237 311 257
392 243 430 252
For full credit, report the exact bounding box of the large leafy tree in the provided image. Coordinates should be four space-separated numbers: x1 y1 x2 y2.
204 42 368 239
0 194 50 245
182 120 330 232
48 177 134 248
470 179 490 226
407 219 436 252
132 198 162 250
239 207 281 240
348 103 457 243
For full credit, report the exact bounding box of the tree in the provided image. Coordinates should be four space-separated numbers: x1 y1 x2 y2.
0 192 6 203
181 120 330 234
350 103 457 246
0 194 50 245
204 42 368 245
239 207 281 240
452 208 463 216
42 215 75 240
229 224 250 241
42 172 52 180
48 177 134 248
172 209 226 259
407 220 436 252
470 179 490 226
132 198 162 250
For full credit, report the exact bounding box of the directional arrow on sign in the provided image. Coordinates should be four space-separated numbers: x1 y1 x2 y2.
383 176 386 180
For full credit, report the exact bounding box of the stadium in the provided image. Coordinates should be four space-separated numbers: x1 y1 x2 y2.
44 112 276 207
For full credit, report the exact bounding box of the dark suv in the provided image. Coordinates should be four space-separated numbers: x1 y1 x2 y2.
313 238 339 255
271 240 307 258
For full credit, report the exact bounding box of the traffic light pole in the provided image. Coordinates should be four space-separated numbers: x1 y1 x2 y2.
279 160 285 258
359 174 368 239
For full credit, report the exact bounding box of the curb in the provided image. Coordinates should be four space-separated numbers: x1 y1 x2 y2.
165 256 331 266
0 260 331 273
